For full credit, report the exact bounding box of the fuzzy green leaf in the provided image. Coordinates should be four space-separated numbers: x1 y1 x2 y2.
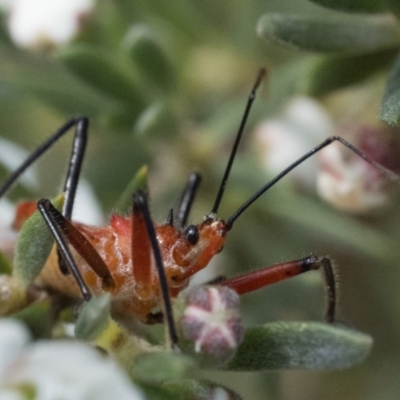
308 0 388 13
226 322 372 371
0 248 12 275
380 50 400 125
139 383 177 400
300 49 397 96
75 294 111 341
162 379 243 400
57 45 145 111
114 165 148 212
122 25 176 91
132 352 197 383
257 14 400 54
13 195 64 286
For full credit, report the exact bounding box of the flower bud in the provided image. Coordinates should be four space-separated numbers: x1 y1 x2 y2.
317 124 400 213
175 286 245 368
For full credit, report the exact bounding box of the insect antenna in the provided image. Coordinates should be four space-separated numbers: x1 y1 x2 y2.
226 136 400 229
210 68 266 216
133 190 179 348
177 172 202 227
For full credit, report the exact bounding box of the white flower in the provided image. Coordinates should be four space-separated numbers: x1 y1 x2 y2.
0 0 95 49
317 125 400 213
253 97 333 188
0 138 39 192
0 319 144 400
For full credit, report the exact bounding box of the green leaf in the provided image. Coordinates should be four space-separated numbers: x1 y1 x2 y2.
308 0 388 13
75 294 111 341
13 300 51 339
226 322 372 371
380 50 400 125
0 248 12 275
132 352 197 383
300 49 397 96
139 383 177 400
162 379 243 400
13 195 64 286
122 25 176 92
57 45 146 111
114 165 148 212
0 275 27 315
135 101 178 138
257 14 400 54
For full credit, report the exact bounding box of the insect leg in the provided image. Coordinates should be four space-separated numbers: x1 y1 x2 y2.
62 117 88 221
0 117 87 198
219 255 336 323
176 172 202 228
37 199 92 301
58 117 88 274
41 199 114 287
132 189 178 347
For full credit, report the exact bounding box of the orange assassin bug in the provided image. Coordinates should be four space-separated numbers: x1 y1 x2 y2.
1 69 398 347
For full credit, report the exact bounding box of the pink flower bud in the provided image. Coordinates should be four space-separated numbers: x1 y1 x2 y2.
177 286 245 367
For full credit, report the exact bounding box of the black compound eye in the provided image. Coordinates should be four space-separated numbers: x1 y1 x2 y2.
184 225 199 245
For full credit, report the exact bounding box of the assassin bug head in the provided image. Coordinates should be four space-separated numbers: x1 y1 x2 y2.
157 69 267 286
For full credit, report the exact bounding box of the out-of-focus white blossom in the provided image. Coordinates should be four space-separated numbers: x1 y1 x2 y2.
0 0 95 49
0 199 17 258
317 125 400 213
0 138 39 191
0 319 29 376
0 319 144 400
253 97 333 188
72 179 105 226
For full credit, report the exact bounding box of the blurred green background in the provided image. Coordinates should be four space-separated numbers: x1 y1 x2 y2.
1 0 400 399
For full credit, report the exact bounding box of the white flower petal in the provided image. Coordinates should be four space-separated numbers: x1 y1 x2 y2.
0 138 39 191
72 179 105 226
7 0 95 48
4 341 144 400
253 96 333 188
0 319 30 376
0 389 25 400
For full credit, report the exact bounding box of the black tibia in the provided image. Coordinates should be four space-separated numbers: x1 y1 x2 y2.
132 189 179 348
303 255 337 324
